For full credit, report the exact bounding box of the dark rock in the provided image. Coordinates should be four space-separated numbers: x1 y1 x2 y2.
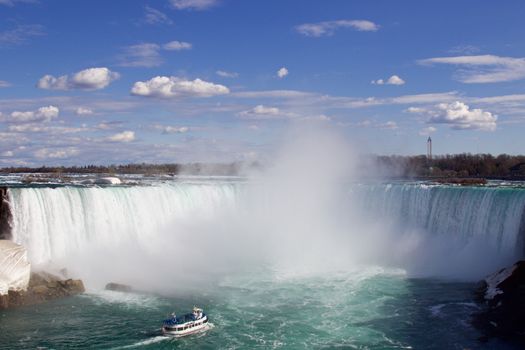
472 260 525 345
105 282 132 292
0 187 12 240
0 271 85 309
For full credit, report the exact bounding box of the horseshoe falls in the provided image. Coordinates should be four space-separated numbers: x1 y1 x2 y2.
2 180 525 349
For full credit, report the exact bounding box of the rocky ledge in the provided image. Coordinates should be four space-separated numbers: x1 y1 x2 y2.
472 260 525 345
0 271 85 309
1 240 85 309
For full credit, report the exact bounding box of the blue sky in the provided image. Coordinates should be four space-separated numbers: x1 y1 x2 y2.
1 0 525 166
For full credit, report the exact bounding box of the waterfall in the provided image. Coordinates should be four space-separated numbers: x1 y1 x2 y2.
9 184 241 265
5 182 525 282
351 183 525 254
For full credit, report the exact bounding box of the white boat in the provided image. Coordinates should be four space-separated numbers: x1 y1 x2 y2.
161 307 210 337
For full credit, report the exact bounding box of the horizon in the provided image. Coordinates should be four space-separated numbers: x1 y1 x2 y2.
1 0 525 166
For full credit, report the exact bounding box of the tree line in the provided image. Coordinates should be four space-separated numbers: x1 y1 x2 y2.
375 153 525 179
2 154 525 179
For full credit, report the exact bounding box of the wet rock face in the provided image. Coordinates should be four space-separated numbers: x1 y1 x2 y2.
0 187 12 240
473 261 525 345
0 271 85 309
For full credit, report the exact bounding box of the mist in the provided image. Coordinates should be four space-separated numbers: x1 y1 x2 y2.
13 123 521 293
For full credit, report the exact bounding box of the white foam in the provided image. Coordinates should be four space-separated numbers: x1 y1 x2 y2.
114 335 170 349
484 264 517 300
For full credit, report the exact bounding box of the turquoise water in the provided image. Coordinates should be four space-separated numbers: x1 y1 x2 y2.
2 180 525 348
0 268 519 349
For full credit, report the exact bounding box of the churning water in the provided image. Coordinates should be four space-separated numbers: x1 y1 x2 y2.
2 178 525 349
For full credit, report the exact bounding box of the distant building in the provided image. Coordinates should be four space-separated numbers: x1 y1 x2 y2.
427 137 432 160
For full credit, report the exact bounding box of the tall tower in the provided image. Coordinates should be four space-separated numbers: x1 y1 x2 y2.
427 137 432 160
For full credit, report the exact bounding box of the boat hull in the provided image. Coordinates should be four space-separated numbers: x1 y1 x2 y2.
162 316 210 337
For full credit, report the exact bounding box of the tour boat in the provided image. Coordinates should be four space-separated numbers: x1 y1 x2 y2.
161 307 210 337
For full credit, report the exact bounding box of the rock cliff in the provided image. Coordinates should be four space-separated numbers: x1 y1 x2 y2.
473 260 525 345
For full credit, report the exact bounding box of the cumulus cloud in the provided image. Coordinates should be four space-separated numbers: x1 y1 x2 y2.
37 67 119 90
131 76 229 98
163 40 192 51
5 105 59 123
372 75 405 85
107 131 135 142
1 150 14 157
295 19 379 37
418 55 525 83
408 101 497 131
277 67 289 78
144 5 173 25
76 107 93 116
170 0 218 10
216 70 239 78
0 80 11 88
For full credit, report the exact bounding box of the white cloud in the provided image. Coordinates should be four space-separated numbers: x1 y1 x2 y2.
170 0 218 10
380 121 398 129
418 55 525 83
387 75 405 85
37 74 69 90
96 121 124 130
295 19 379 37
410 101 497 131
419 126 437 136
71 67 120 89
0 0 36 6
0 24 44 46
163 40 192 51
216 70 239 78
238 105 280 119
154 125 189 134
108 131 135 142
237 105 298 120
6 105 59 123
405 107 426 113
144 5 173 25
37 67 119 90
35 147 79 159
277 67 289 78
0 80 11 88
118 43 162 67
76 107 93 116
372 75 405 85
448 45 480 55
232 90 313 99
131 76 230 98
7 124 84 133
1 150 14 157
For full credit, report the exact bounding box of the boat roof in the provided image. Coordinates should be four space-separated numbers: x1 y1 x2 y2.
163 312 205 325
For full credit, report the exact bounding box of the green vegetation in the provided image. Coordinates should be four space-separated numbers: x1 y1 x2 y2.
1 154 525 179
0 162 261 176
375 153 525 179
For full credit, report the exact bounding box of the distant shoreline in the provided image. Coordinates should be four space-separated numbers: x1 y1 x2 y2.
2 153 525 180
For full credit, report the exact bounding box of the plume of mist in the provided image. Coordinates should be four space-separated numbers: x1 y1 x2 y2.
43 122 519 292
